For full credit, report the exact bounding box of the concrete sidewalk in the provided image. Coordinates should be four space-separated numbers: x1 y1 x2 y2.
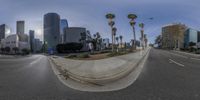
50 48 150 85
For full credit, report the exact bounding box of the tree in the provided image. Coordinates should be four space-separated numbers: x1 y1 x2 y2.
128 13 137 50
119 35 123 49
56 43 83 53
139 23 145 49
5 47 10 54
189 42 196 47
12 47 19 54
0 48 5 54
154 35 162 48
106 13 115 52
21 48 30 55
112 27 117 51
96 32 102 51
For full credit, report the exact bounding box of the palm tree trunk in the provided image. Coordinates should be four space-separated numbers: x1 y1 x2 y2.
133 26 136 50
111 27 114 52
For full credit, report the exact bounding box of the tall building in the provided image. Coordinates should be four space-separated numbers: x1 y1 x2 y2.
60 19 68 43
198 31 200 42
43 13 60 51
34 38 43 52
184 28 198 48
0 24 11 43
63 27 90 51
197 31 200 48
17 21 25 34
162 23 187 49
64 27 86 43
29 30 35 53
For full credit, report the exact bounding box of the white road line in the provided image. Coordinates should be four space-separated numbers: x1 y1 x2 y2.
169 53 188 59
169 59 185 67
190 58 200 61
30 56 43 65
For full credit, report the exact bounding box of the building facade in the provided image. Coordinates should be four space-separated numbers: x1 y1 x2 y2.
162 23 187 49
43 13 60 52
184 28 198 48
29 30 35 53
60 19 68 43
17 21 25 35
64 27 90 51
1 34 31 53
34 39 43 52
0 24 11 43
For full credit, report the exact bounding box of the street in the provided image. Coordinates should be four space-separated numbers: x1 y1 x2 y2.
0 48 200 100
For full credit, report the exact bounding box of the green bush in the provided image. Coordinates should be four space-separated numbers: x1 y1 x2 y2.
21 48 30 55
78 53 90 58
107 52 127 57
66 55 77 58
56 42 83 53
195 50 200 54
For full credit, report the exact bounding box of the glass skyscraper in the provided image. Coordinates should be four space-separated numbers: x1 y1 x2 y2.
17 21 25 35
29 30 35 53
0 24 10 43
43 13 60 52
60 19 68 43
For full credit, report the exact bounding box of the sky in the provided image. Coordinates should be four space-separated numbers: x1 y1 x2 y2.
0 0 200 43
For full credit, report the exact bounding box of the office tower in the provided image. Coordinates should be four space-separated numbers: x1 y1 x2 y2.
29 30 35 53
17 21 25 34
43 13 60 51
162 23 187 49
60 19 68 43
0 24 11 43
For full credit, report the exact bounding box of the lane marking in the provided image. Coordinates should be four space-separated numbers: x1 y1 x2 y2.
169 52 188 59
30 56 43 65
190 58 200 61
169 59 185 67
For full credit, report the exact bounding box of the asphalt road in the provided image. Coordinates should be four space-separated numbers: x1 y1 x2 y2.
0 48 200 100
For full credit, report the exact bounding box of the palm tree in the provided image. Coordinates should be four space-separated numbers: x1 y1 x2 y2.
106 13 115 52
119 35 123 49
139 23 145 49
96 32 102 51
128 13 137 50
116 37 119 52
116 37 119 45
12 47 19 54
112 27 117 51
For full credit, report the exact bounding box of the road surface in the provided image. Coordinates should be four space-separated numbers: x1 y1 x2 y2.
0 48 200 100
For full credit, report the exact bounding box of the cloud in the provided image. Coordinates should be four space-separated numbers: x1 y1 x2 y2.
0 0 200 43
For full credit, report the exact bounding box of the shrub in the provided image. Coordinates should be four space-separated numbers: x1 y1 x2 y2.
195 50 200 54
78 53 90 58
56 43 83 53
107 51 127 57
66 54 77 58
21 48 30 55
